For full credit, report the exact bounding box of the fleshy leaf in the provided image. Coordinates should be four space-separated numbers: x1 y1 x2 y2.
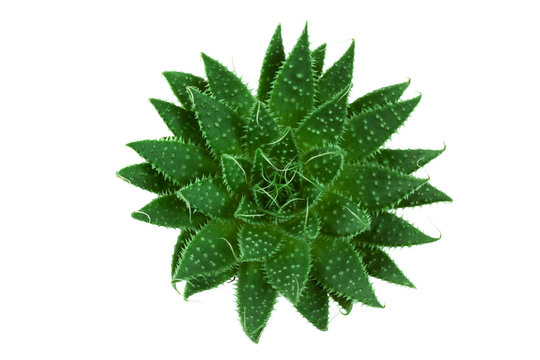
191 90 245 156
149 99 204 145
264 236 310 304
370 147 445 174
311 43 326 79
341 96 421 162
396 183 453 208
201 53 254 117
349 80 410 114
221 155 250 193
245 101 281 156
174 219 239 280
302 147 344 185
131 195 206 229
162 71 207 110
184 266 236 300
353 212 439 247
281 212 320 240
171 231 192 278
329 292 353 315
356 245 414 288
258 24 286 102
238 223 282 261
316 192 370 237
234 197 267 223
311 236 382 307
177 177 236 218
316 40 354 104
127 139 217 185
237 262 278 343
269 25 314 127
332 163 426 210
294 278 329 331
117 162 176 194
295 87 349 150
269 128 299 167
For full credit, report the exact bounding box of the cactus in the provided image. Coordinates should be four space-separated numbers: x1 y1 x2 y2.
117 24 451 343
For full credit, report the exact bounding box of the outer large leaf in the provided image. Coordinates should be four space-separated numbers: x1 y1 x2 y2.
171 231 192 278
332 163 426 210
349 80 410 114
177 178 236 218
311 236 381 307
264 236 310 304
220 155 250 193
311 43 327 79
294 278 329 331
353 212 439 247
237 262 278 343
356 245 414 288
295 87 349 150
258 24 285 102
117 162 176 194
191 90 245 156
238 223 282 261
162 71 207 110
131 195 206 229
370 148 445 174
396 183 452 208
149 99 204 145
316 192 370 237
317 40 354 104
330 292 353 315
183 267 236 300
127 139 217 185
202 53 254 117
341 96 421 162
269 25 314 127
245 101 281 156
174 220 239 280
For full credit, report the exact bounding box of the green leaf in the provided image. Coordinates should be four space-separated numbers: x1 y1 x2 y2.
245 101 281 156
269 25 314 127
234 197 267 223
332 163 426 210
127 139 217 185
149 99 204 145
174 219 239 280
353 212 440 247
201 53 254 117
171 231 192 278
317 40 354 104
177 177 236 218
250 148 273 184
258 24 286 102
396 183 453 208
349 80 410 114
341 96 421 162
295 87 349 150
311 43 327 79
221 154 251 193
302 146 344 185
238 223 282 261
370 147 445 174
294 278 329 331
117 162 176 194
184 266 236 300
356 245 414 288
191 90 245 156
329 292 353 315
281 212 320 240
316 192 370 237
236 262 278 343
269 128 299 167
311 236 382 307
131 195 206 229
162 71 207 110
264 236 310 304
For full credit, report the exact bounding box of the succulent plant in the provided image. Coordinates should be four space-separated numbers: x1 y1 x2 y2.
117 24 451 343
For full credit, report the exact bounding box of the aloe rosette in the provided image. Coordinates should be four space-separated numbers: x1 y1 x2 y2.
117 24 451 343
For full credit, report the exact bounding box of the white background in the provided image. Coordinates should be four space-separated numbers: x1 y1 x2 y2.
1 0 539 359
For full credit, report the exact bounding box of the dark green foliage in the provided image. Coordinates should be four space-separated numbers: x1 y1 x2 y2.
119 24 450 343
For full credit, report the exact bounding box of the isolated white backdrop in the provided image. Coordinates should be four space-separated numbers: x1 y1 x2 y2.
1 0 539 359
